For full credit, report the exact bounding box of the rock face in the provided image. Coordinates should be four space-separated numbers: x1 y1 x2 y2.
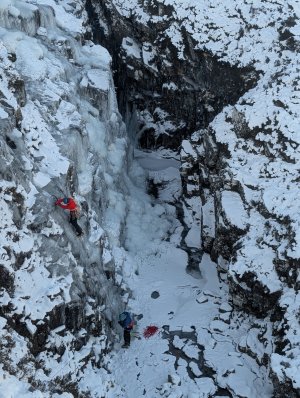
87 0 257 149
179 120 300 396
87 0 300 396
0 1 129 396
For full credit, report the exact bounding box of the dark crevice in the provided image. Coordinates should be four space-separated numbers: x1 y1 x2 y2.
175 199 202 279
85 0 259 151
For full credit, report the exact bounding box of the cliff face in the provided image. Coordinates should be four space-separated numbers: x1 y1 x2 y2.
87 0 258 150
0 1 130 396
88 0 300 396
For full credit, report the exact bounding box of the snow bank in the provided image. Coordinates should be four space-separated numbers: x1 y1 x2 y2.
221 190 248 230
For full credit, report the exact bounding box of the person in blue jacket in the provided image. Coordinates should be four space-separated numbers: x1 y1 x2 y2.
118 311 134 348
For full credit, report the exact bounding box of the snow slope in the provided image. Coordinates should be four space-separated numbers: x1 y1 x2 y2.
108 150 273 397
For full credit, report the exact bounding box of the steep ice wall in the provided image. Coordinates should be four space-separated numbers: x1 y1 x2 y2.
0 1 131 396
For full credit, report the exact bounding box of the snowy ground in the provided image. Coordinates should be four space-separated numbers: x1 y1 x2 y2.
109 150 273 398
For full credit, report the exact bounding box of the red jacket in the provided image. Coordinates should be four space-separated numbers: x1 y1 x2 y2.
55 198 77 211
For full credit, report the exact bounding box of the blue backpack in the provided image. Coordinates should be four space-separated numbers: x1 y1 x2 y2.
119 312 134 330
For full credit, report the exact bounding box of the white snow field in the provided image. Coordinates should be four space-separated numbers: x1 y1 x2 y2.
0 0 298 397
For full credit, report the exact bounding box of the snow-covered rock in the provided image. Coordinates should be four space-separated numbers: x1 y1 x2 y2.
0 0 299 396
0 0 128 396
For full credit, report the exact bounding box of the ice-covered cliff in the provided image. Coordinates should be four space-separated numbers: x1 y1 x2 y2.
0 0 132 396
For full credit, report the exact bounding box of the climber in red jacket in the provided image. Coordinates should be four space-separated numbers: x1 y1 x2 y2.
55 197 77 211
55 197 83 236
